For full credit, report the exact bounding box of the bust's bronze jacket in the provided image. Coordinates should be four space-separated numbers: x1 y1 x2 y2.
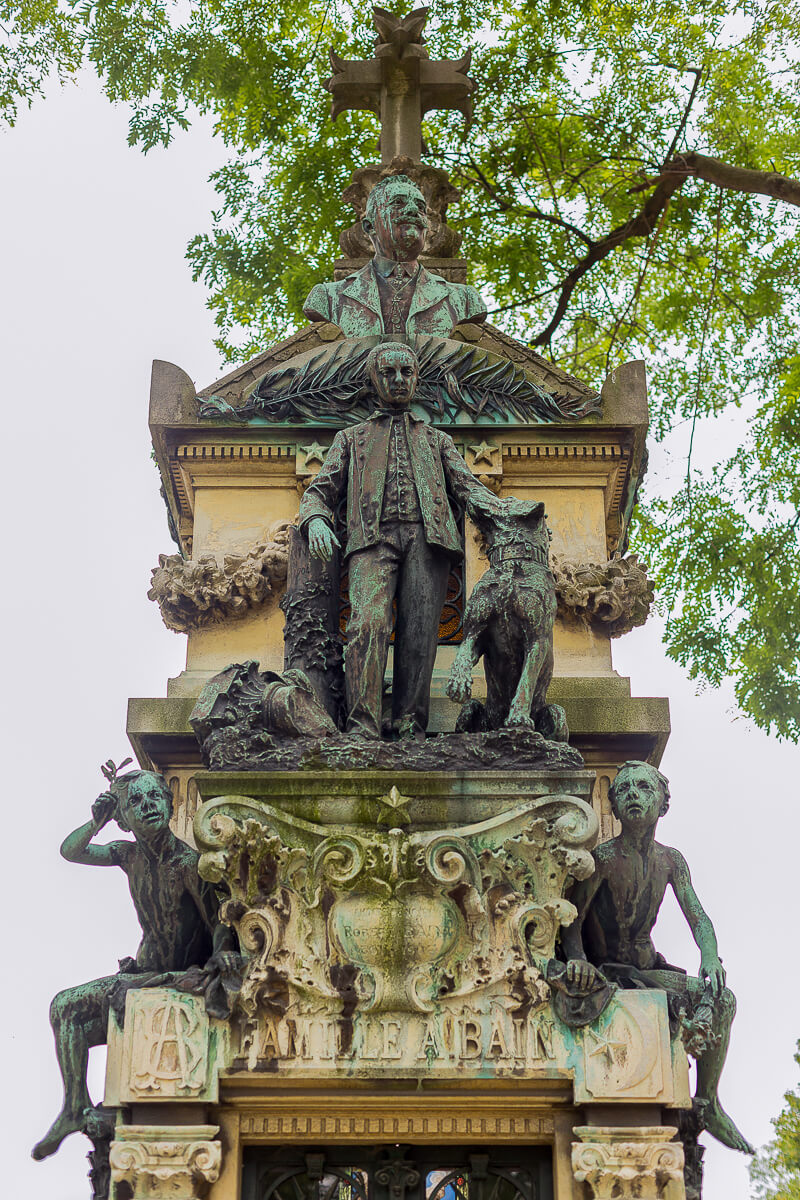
303 263 486 338
298 411 483 560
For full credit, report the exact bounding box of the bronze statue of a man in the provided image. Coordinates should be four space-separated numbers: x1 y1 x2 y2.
33 770 238 1162
303 174 486 339
561 760 753 1155
298 341 500 739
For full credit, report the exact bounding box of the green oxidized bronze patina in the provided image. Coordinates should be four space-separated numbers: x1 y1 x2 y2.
298 341 502 739
32 764 239 1164
303 175 485 340
199 333 601 425
447 495 568 740
559 761 753 1156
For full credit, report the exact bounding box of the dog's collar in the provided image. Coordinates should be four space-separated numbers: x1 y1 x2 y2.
488 542 550 570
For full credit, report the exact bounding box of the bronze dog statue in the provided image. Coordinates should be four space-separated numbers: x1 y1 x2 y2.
447 497 568 740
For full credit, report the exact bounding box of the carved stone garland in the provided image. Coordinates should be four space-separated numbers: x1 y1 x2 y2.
150 531 654 639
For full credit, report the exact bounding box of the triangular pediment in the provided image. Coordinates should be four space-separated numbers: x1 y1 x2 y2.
196 322 598 421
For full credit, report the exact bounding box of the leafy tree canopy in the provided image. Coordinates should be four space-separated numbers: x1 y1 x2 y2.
4 0 800 736
751 1040 800 1199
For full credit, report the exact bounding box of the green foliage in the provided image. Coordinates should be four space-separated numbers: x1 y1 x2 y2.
3 0 800 735
751 1041 800 1199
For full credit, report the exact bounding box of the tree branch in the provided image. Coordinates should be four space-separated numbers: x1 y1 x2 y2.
635 151 800 207
661 67 703 169
462 156 593 246
530 170 686 346
531 151 800 347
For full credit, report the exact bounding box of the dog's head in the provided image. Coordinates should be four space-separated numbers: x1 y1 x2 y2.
475 496 551 553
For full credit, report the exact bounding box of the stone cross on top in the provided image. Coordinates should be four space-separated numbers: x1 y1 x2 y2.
326 6 475 164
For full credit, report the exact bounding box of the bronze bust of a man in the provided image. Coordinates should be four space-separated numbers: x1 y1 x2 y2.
303 174 486 339
298 341 500 740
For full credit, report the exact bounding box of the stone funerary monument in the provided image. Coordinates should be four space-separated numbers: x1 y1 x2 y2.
34 9 753 1200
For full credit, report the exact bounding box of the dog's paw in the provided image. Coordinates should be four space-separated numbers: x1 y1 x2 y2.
504 709 537 732
447 659 473 704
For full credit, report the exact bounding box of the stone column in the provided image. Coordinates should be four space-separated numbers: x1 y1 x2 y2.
109 1124 221 1199
572 1126 685 1200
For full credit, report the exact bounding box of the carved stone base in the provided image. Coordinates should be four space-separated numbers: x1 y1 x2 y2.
109 1125 221 1199
572 1126 686 1199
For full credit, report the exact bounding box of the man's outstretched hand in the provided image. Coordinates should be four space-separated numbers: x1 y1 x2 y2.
307 518 341 562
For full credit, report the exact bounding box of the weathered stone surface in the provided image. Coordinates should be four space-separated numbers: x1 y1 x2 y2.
553 552 654 637
572 1126 685 1199
195 787 597 1015
193 766 596 826
100 772 686 1100
149 532 652 639
115 989 218 1104
148 521 291 633
324 7 474 165
109 1124 221 1199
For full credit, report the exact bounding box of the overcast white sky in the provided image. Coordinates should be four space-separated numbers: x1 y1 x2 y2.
2 70 798 1200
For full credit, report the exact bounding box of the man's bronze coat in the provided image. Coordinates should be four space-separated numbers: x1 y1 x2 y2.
303 263 486 339
298 410 482 558
298 407 493 737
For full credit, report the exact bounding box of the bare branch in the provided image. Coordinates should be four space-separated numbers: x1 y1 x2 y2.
661 67 703 168
532 150 800 347
531 170 686 346
462 156 593 246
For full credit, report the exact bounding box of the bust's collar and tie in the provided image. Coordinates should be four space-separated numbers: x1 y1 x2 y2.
372 254 420 281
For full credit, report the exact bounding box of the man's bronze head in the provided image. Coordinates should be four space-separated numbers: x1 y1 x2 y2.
366 341 420 409
608 760 670 825
362 175 429 261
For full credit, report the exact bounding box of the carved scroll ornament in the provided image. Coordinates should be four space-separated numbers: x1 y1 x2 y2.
109 1124 221 1199
572 1126 685 1200
194 791 598 1021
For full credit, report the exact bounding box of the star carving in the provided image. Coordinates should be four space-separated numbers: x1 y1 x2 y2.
300 442 327 466
376 785 413 826
469 441 497 466
585 1027 627 1064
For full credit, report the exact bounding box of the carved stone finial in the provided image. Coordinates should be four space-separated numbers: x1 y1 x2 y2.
326 6 475 164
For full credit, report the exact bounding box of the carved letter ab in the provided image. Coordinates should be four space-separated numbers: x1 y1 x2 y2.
133 998 205 1094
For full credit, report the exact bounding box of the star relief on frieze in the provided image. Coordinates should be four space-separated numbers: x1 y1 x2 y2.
375 784 413 825
468 440 497 466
